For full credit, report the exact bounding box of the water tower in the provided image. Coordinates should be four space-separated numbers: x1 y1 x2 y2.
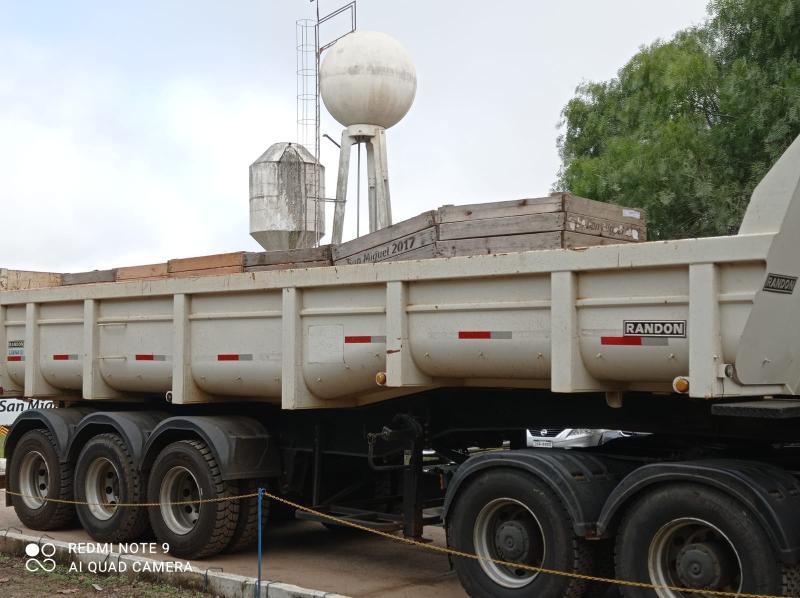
320 30 417 243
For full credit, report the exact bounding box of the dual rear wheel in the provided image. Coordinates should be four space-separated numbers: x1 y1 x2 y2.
448 472 795 598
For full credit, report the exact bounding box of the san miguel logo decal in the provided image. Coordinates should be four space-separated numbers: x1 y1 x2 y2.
763 273 797 295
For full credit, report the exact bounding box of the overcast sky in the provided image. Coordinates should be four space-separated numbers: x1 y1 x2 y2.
0 0 709 272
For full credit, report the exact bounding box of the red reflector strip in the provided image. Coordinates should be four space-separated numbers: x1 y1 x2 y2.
601 336 642 346
458 331 512 340
217 354 253 361
459 331 492 339
344 336 386 344
135 354 155 361
53 354 79 361
6 356 23 362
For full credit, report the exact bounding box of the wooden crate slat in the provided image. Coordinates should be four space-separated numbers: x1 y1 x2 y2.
245 260 332 272
116 263 169 281
333 226 438 265
438 197 563 223
437 232 564 256
244 246 331 267
561 193 646 225
331 211 438 261
169 266 243 279
168 252 245 273
62 269 118 285
438 212 566 241
565 212 646 242
563 231 633 248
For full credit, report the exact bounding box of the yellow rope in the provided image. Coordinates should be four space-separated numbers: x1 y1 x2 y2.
2 488 795 598
3 489 259 508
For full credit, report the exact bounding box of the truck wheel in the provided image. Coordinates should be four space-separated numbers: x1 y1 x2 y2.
147 439 238 559
8 428 75 530
615 483 788 597
447 469 592 598
223 479 270 553
74 433 149 542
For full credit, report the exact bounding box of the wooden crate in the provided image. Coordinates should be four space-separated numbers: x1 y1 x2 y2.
167 252 245 278
116 263 169 282
244 246 332 272
0 269 62 291
332 212 438 265
438 194 645 243
438 193 646 226
62 269 118 286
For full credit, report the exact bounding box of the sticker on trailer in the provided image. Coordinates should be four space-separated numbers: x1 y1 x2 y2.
623 321 686 338
6 340 24 362
0 398 55 425
602 320 687 346
763 273 798 295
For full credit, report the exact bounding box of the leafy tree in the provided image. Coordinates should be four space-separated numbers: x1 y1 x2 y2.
556 0 800 239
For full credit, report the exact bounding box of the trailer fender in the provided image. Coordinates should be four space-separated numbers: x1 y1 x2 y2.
67 411 169 468
4 406 95 506
141 415 280 481
596 459 800 564
442 449 633 536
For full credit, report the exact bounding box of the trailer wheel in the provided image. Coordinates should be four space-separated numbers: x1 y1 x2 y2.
447 468 592 598
147 440 238 559
74 433 149 542
8 428 75 530
615 483 788 597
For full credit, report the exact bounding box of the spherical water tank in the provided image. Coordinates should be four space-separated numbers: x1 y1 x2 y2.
320 31 416 129
249 143 325 251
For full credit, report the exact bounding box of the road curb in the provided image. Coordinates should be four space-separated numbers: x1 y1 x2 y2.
0 529 350 598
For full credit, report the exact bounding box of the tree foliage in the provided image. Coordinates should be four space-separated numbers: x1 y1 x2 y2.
557 0 800 239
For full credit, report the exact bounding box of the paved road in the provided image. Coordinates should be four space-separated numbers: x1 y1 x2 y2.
0 503 466 598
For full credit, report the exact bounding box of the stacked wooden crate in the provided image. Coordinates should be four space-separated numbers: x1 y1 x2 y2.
4 193 645 288
332 193 646 265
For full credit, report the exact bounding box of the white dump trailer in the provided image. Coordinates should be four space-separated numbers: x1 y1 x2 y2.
4 138 800 598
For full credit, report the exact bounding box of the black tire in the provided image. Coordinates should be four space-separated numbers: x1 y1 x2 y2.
447 468 593 598
147 439 238 559
223 479 270 553
8 428 75 530
74 433 150 542
615 483 791 598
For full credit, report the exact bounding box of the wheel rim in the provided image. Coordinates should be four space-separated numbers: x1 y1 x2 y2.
160 466 202 535
85 457 120 521
648 517 743 598
473 497 546 589
18 451 49 509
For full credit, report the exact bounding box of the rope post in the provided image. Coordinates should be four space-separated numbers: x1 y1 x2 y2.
255 487 264 598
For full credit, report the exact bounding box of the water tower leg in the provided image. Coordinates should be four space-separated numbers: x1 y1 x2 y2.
374 129 392 228
366 140 378 232
332 131 354 245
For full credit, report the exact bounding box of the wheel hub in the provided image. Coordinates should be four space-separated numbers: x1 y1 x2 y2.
473 497 546 589
675 541 734 589
494 520 540 562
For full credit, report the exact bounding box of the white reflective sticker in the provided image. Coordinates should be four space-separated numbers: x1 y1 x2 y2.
623 209 641 219
308 325 344 363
